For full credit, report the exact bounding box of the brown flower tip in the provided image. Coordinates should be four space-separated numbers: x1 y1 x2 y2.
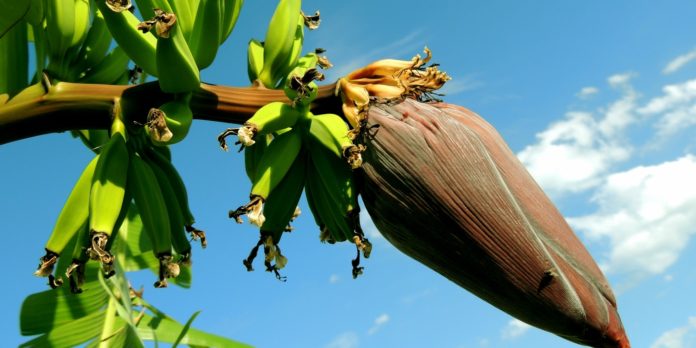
302 10 321 30
34 250 58 277
66 261 86 294
154 254 179 288
343 144 366 169
105 0 132 12
153 9 177 38
336 47 451 128
186 225 207 248
147 107 173 143
87 231 114 277
229 196 266 226
317 55 333 69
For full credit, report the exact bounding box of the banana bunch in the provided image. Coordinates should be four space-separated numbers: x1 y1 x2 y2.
221 55 369 280
248 0 322 88
34 101 205 291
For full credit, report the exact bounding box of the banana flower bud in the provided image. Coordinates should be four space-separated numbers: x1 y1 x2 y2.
359 98 630 348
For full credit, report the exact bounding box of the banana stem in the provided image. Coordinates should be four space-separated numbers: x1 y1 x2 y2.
0 81 341 144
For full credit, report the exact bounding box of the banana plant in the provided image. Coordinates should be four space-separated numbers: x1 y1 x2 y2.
0 0 633 347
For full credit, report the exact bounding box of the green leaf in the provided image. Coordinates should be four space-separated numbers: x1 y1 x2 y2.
172 311 201 348
137 313 252 348
19 308 106 347
20 266 108 336
0 0 30 38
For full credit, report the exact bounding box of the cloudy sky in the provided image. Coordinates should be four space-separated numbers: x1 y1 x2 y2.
2 1 696 347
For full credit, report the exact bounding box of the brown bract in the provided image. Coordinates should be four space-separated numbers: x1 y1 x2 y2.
359 98 630 348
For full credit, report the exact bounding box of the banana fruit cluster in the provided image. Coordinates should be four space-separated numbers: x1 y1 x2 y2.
222 49 369 280
34 103 205 291
247 0 322 88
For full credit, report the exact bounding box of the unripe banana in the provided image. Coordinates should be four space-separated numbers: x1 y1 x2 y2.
144 152 192 260
260 150 306 243
0 22 29 97
250 127 303 200
246 39 264 84
96 0 159 76
145 97 193 145
45 0 75 57
310 114 363 168
274 14 304 87
244 133 270 182
220 0 243 45
188 0 221 70
258 0 301 88
34 155 99 279
169 0 195 40
78 46 129 84
69 10 112 77
155 10 201 93
87 115 129 277
143 144 206 247
304 158 349 243
25 0 45 27
70 0 91 48
128 154 176 287
237 102 302 146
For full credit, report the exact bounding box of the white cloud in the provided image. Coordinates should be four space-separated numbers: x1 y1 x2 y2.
329 274 340 284
568 155 696 287
577 86 599 99
367 314 390 335
651 317 696 348
638 79 696 138
325 332 359 348
517 81 636 196
608 72 635 88
501 319 531 340
663 49 696 74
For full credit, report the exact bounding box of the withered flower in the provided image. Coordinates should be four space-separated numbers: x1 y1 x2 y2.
358 98 630 348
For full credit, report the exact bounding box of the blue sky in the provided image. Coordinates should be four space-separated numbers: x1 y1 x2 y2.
3 1 696 347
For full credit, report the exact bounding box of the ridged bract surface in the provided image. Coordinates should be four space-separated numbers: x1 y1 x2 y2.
360 98 630 348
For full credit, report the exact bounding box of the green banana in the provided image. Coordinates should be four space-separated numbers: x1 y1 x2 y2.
97 0 158 76
237 101 303 146
88 117 129 275
244 133 270 182
220 0 243 45
169 0 195 40
34 155 99 279
188 0 221 69
0 21 28 97
310 113 363 168
65 221 90 293
128 153 177 287
246 39 264 84
259 150 306 244
258 0 301 88
143 143 206 247
45 0 75 58
25 0 45 27
78 46 129 84
145 96 193 145
155 8 201 93
143 152 192 261
71 129 111 153
304 159 348 243
71 0 91 48
69 9 112 78
231 128 303 227
274 14 305 88
250 127 303 200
